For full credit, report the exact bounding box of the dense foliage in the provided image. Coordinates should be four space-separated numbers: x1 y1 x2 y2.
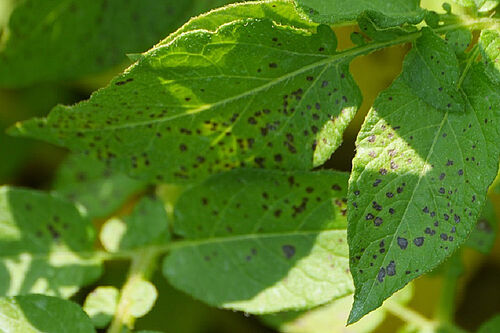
0 0 499 332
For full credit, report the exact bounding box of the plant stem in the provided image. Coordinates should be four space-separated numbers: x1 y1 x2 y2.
107 249 158 333
384 301 437 332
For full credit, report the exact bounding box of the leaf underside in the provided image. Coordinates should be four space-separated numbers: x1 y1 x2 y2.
11 18 362 183
163 169 353 313
347 30 499 323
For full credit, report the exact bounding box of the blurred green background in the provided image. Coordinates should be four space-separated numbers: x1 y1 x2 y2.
0 0 498 332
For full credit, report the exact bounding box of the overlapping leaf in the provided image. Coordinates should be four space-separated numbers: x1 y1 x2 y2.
294 0 425 27
0 187 101 298
467 200 497 253
347 30 499 323
0 294 95 332
11 18 362 183
100 195 170 252
0 0 247 87
163 169 353 313
53 154 146 219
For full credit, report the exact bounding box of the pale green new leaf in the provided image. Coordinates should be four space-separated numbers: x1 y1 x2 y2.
11 19 362 183
163 169 353 313
347 32 500 323
402 28 465 112
100 196 169 253
83 286 119 329
0 187 101 298
126 279 158 318
53 154 146 219
0 0 242 87
466 200 497 254
294 0 425 27
0 294 95 333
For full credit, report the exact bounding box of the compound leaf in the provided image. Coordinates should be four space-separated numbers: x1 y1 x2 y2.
0 187 102 298
0 0 241 87
347 32 500 323
294 0 425 27
0 294 95 332
11 18 362 183
53 153 146 219
163 169 353 313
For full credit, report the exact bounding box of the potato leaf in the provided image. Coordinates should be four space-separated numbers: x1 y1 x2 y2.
0 294 95 332
347 31 499 323
53 154 146 219
163 169 353 313
11 18 362 183
294 0 425 27
0 187 102 298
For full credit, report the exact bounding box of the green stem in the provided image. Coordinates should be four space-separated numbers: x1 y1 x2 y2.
107 249 158 333
384 301 437 331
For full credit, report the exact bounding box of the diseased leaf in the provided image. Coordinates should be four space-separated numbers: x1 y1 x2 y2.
53 154 146 219
163 169 353 313
356 12 418 42
0 294 95 332
100 196 169 253
478 314 500 333
0 0 242 87
402 28 465 113
83 286 119 328
0 187 102 298
11 19 362 183
347 32 500 323
155 0 317 48
445 28 472 56
467 200 497 254
294 0 425 27
261 283 413 333
479 29 500 84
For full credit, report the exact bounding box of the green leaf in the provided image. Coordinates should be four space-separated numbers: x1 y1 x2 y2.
53 153 147 219
83 286 119 328
126 279 158 318
0 294 95 332
262 283 413 333
155 0 318 48
0 187 102 298
466 200 497 254
11 18 362 183
401 28 465 113
445 28 472 56
347 34 500 323
100 196 169 253
357 13 418 42
479 30 500 85
478 314 500 333
294 0 425 27
0 0 241 87
163 169 353 313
